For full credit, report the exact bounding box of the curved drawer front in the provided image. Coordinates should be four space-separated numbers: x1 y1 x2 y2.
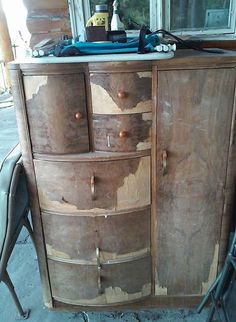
48 255 151 306
34 156 150 213
93 113 152 152
23 74 89 154
42 207 150 262
90 72 152 114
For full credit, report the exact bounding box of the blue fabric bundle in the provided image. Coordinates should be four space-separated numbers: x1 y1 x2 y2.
54 34 160 56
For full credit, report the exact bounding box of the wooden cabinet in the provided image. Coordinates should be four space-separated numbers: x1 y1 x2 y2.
9 51 236 310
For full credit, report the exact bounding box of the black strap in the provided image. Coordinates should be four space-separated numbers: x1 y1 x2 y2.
138 26 152 54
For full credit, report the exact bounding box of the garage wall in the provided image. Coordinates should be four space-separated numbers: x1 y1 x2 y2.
23 0 71 48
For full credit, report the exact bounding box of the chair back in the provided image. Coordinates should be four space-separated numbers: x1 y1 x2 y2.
0 145 29 276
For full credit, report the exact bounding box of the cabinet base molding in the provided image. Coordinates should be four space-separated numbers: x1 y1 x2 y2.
51 296 203 311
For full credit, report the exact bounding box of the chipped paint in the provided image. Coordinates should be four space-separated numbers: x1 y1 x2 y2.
24 76 48 100
54 283 151 305
116 156 150 210
137 72 152 79
155 274 168 296
90 83 151 114
100 248 150 262
46 244 70 259
201 243 219 294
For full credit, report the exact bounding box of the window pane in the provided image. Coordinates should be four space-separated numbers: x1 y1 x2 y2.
170 0 231 31
90 0 150 30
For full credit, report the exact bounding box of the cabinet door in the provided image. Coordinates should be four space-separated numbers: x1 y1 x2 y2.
156 69 235 296
23 74 89 154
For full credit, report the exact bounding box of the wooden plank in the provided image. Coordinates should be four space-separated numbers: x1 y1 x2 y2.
0 1 14 89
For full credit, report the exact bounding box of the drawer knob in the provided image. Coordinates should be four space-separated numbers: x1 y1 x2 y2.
117 90 126 99
75 112 83 120
119 130 128 138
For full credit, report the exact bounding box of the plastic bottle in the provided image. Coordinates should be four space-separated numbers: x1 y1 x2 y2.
111 0 124 31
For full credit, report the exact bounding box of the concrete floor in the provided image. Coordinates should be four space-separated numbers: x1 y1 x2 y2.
0 105 210 322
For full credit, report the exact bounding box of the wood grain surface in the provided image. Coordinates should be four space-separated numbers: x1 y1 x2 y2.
90 72 152 114
42 207 150 262
155 68 235 296
34 156 151 213
23 74 89 154
92 113 152 152
48 255 151 305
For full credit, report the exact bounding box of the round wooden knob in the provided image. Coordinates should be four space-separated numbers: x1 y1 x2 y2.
119 130 128 138
75 112 83 120
117 90 126 99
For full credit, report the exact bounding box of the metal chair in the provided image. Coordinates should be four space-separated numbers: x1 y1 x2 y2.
0 144 34 319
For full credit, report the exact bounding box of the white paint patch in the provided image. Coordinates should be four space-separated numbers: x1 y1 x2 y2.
155 274 168 295
46 244 70 259
137 72 152 78
142 112 152 121
24 76 48 100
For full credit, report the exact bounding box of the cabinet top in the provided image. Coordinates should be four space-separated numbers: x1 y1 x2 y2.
9 49 236 71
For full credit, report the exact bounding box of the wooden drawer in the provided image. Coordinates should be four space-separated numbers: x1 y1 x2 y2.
42 207 150 262
34 156 150 213
48 255 151 305
90 72 152 114
93 113 151 152
23 74 89 154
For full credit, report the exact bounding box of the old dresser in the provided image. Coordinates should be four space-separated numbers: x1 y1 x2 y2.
9 50 236 309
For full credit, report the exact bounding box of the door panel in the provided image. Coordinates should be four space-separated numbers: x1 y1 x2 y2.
156 68 235 295
24 74 89 154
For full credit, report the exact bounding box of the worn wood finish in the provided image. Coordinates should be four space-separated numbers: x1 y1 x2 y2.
9 51 236 310
23 74 89 154
93 113 152 152
53 295 202 310
155 68 235 296
9 69 53 307
218 82 236 269
90 72 152 114
48 255 151 306
42 207 150 262
34 156 150 213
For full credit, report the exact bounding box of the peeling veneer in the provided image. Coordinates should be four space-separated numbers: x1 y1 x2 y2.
201 243 219 294
90 83 152 114
35 156 150 213
24 76 48 100
116 156 150 210
54 284 152 306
